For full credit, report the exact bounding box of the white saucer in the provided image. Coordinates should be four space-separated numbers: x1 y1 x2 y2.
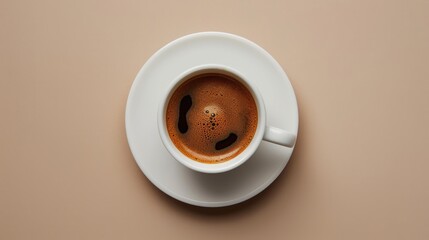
125 32 299 207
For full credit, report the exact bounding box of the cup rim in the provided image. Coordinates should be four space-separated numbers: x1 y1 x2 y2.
157 64 266 174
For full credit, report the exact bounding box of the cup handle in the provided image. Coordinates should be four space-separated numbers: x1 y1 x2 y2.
263 126 296 148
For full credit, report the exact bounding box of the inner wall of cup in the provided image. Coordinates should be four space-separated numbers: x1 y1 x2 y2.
163 66 265 167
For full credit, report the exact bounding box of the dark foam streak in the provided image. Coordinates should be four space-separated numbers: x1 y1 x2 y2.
215 133 238 150
178 95 192 133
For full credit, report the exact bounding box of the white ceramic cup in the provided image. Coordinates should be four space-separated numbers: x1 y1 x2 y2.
158 64 296 174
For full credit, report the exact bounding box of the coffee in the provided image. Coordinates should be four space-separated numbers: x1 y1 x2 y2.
166 73 258 164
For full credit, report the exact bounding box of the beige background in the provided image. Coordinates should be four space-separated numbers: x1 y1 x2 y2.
1 0 428 239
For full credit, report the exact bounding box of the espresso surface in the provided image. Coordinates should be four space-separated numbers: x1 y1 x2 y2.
166 73 258 163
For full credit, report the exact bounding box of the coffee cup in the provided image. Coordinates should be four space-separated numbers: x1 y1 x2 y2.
158 64 296 173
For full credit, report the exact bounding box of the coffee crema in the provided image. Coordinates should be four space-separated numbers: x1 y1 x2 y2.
166 73 258 164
